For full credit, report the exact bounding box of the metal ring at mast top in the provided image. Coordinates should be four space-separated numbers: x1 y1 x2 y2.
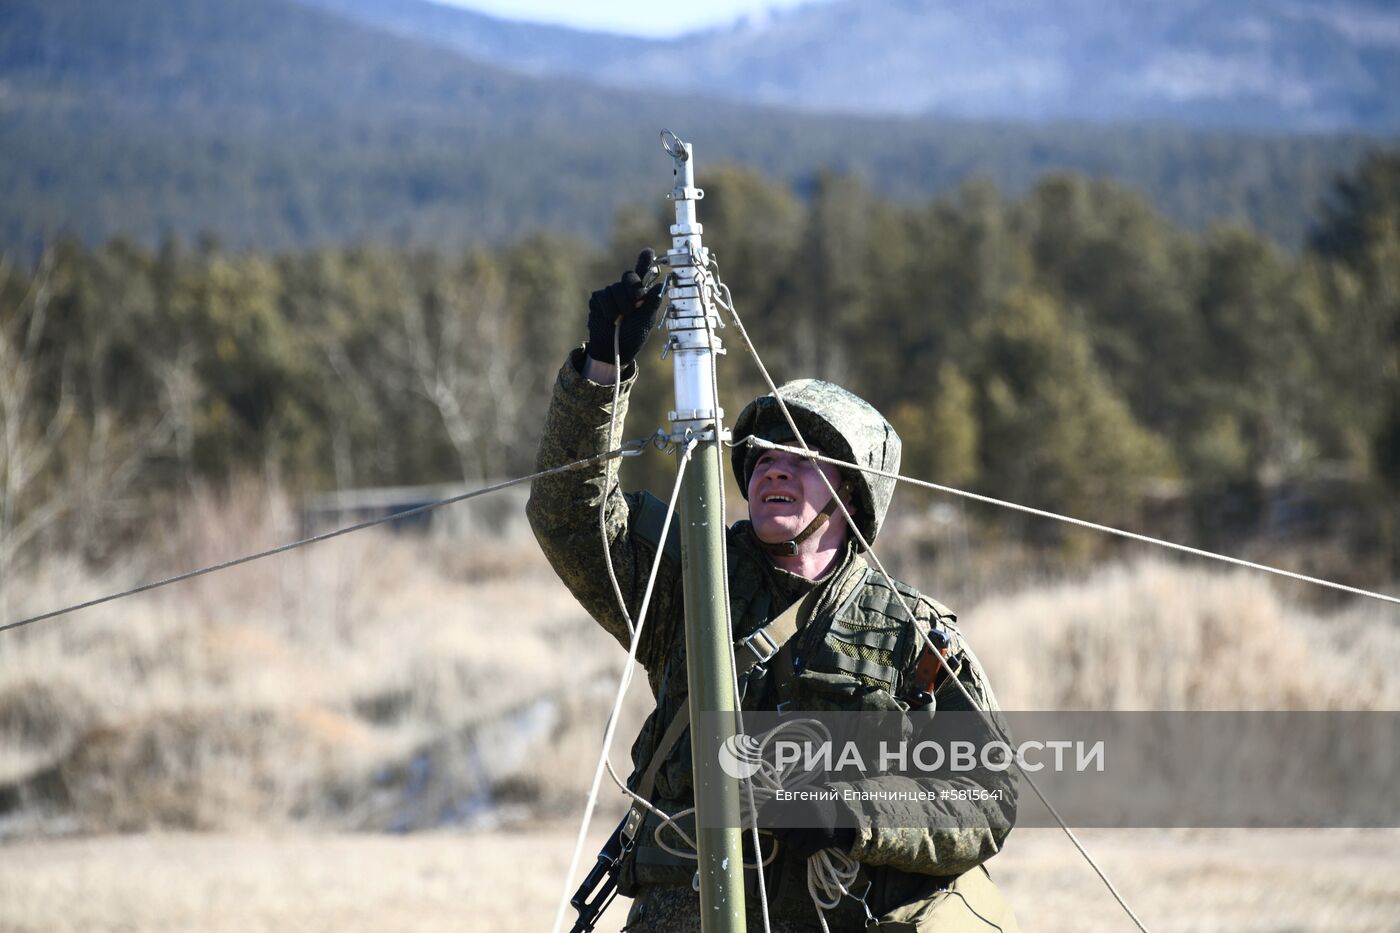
660 129 689 160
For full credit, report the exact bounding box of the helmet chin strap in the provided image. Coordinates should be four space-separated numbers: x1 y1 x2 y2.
756 481 852 557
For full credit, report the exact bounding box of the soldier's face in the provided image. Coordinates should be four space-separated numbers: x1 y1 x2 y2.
747 447 848 545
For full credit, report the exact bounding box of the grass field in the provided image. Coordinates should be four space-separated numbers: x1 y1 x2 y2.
1 485 1397 929
2 826 1398 931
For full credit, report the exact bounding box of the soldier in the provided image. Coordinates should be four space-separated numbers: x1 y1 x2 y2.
528 253 1018 932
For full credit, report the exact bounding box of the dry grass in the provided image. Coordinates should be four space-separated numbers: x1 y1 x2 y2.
0 480 650 836
967 558 1400 710
0 826 1397 932
1 482 1398 929
3 486 1397 837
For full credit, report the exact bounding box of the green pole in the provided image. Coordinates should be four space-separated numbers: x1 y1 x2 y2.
680 440 746 930
661 129 747 933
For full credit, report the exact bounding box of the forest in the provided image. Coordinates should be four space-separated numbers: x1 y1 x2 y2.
2 150 1397 602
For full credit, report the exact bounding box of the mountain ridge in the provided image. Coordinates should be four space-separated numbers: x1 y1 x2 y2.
0 0 1383 255
309 0 1400 134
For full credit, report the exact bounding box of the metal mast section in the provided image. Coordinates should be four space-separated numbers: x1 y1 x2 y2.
660 129 747 933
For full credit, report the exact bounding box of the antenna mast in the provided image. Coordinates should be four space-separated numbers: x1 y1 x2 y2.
660 129 747 933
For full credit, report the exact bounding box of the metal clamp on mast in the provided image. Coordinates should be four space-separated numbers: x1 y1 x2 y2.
662 129 726 442
659 128 747 933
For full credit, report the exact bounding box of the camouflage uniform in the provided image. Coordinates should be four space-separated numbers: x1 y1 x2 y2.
528 350 1017 932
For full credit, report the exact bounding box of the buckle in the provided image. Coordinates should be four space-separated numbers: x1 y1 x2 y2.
851 877 877 925
621 806 644 845
741 627 780 667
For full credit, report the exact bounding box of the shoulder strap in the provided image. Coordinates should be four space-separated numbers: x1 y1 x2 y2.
632 700 692 815
734 587 818 678
631 491 682 565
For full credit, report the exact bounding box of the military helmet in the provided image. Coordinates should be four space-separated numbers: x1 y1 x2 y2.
731 379 901 548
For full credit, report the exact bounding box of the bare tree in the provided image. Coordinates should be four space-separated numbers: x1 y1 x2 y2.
150 338 202 487
321 338 373 492
0 253 73 620
392 264 524 482
448 268 527 479
0 252 178 619
67 405 175 564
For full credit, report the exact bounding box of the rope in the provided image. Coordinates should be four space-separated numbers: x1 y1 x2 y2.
808 849 866 933
618 708 868 933
700 263 970 931
709 263 1155 933
588 325 771 914
599 756 782 871
702 296 776 933
584 300 780 933
0 440 651 636
549 437 697 933
716 715 858 933
743 437 1400 608
588 280 782 929
602 326 637 639
588 337 739 910
613 718 828 859
697 280 784 924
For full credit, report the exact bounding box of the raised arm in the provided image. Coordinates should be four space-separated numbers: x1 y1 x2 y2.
526 251 683 672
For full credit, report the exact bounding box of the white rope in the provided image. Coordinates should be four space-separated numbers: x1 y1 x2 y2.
549 437 697 933
600 758 784 870
584 293 782 924
589 321 774 889
699 278 777 933
0 440 651 635
808 849 865 933
602 325 637 638
745 437 1400 608
581 300 776 930
621 717 830 860
710 263 1155 933
592 345 717 867
686 712 863 933
699 262 877 933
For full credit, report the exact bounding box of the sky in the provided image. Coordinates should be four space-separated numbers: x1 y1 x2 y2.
437 0 832 38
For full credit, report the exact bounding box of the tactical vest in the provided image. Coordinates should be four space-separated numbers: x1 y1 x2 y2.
616 519 963 927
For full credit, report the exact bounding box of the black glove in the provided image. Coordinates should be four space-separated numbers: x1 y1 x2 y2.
586 249 665 366
761 793 857 860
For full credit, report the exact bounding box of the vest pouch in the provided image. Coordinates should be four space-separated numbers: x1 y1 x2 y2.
870 865 1019 932
626 805 699 889
795 667 907 713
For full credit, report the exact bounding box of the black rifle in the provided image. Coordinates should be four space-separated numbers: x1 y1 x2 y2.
570 813 633 933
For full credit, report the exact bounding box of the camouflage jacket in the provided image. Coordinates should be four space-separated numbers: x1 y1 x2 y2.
527 351 1016 927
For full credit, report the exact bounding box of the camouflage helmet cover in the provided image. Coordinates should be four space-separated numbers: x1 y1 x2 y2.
731 379 902 547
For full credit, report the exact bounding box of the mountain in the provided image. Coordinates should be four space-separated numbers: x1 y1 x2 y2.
310 0 1400 134
0 0 676 252
296 0 653 76
0 0 1384 255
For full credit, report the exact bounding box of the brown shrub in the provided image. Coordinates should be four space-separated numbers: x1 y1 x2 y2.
967 560 1400 710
